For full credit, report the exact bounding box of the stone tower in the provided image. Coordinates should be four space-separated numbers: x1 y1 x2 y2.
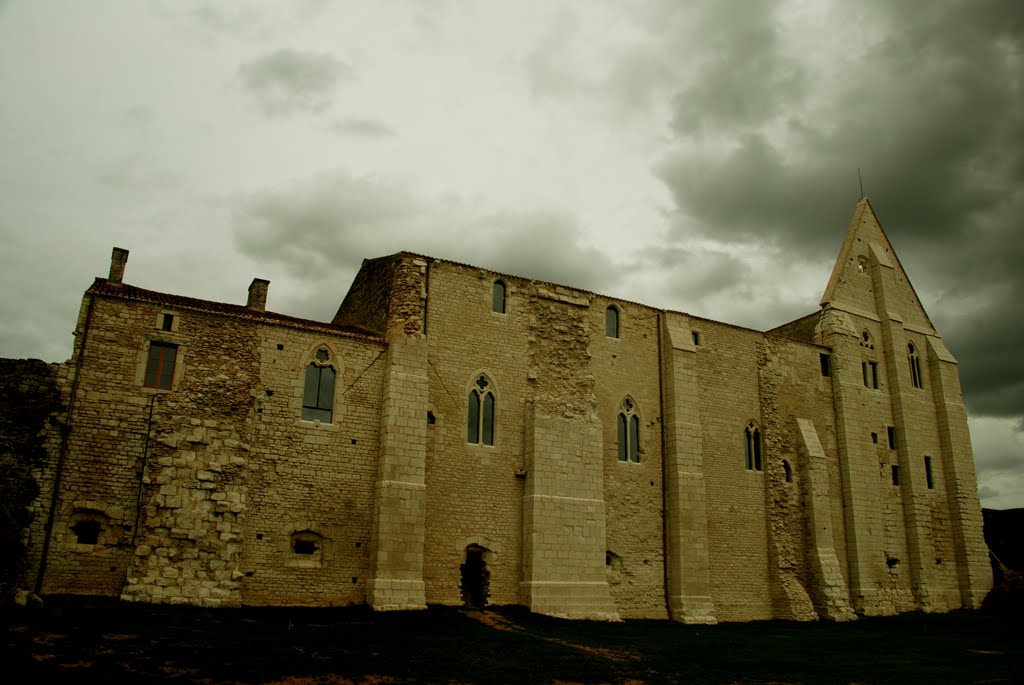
816 198 990 614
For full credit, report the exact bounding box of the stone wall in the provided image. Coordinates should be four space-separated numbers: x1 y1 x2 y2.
24 202 989 621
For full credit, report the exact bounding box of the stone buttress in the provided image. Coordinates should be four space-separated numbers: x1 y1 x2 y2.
366 257 430 610
818 198 990 614
659 314 716 623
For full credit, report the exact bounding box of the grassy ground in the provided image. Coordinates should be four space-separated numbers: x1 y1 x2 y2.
3 598 1021 684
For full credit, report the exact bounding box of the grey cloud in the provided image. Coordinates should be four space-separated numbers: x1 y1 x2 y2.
636 244 750 304
668 0 805 135
526 8 585 99
449 211 620 294
238 49 352 116
233 170 620 300
978 484 999 500
234 171 421 279
327 119 396 138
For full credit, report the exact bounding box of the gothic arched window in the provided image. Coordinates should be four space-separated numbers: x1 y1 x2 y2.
745 421 762 471
302 347 336 422
908 343 923 389
617 398 640 463
468 375 495 446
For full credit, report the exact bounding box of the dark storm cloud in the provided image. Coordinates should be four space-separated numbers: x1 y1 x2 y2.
667 0 805 135
646 0 1024 419
233 170 621 299
238 49 351 116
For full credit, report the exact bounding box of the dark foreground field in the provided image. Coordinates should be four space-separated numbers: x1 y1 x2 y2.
3 598 1021 684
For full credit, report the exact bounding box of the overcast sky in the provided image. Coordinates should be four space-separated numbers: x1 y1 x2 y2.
1 1 1021 509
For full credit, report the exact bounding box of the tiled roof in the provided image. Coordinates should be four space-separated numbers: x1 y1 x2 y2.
86 278 383 342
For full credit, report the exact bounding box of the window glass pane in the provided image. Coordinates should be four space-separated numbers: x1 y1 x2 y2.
145 343 177 389
467 390 480 444
617 414 627 461
301 407 332 422
753 429 762 471
745 429 753 469
482 393 495 446
159 348 176 389
303 365 320 409
317 366 335 411
606 307 618 338
144 363 158 387
629 414 640 462
492 281 506 313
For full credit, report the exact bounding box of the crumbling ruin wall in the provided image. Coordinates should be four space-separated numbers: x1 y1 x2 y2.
521 283 617 620
760 335 854 620
590 299 667 619
758 335 817 620
0 358 64 603
105 298 261 607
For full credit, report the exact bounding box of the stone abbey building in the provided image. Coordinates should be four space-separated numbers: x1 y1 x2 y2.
6 199 991 622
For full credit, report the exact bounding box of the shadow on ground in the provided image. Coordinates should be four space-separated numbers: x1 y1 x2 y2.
3 597 1021 684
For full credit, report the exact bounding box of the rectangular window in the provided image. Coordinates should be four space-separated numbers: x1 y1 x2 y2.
819 353 830 377
869 361 879 389
891 465 901 486
924 456 934 489
887 426 896 450
144 342 177 390
161 314 174 331
862 362 869 387
692 331 701 346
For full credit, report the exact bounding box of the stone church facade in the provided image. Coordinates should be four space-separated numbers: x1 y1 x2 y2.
9 199 991 621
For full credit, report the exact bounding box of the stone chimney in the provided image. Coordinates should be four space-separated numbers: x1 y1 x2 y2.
109 247 129 284
247 278 270 311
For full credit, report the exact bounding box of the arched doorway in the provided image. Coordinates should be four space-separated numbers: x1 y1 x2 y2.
460 544 490 609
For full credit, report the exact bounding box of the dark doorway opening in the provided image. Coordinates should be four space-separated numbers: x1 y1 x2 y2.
460 545 490 609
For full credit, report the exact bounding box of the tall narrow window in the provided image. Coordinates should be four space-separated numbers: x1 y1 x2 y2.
492 280 506 314
302 348 335 422
617 398 640 462
745 421 762 471
468 375 495 446
908 343 923 389
887 426 896 450
144 342 177 390
863 361 879 389
819 353 830 377
924 456 934 489
606 306 619 338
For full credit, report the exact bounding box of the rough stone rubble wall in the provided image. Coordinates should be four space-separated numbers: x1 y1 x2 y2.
0 358 65 601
